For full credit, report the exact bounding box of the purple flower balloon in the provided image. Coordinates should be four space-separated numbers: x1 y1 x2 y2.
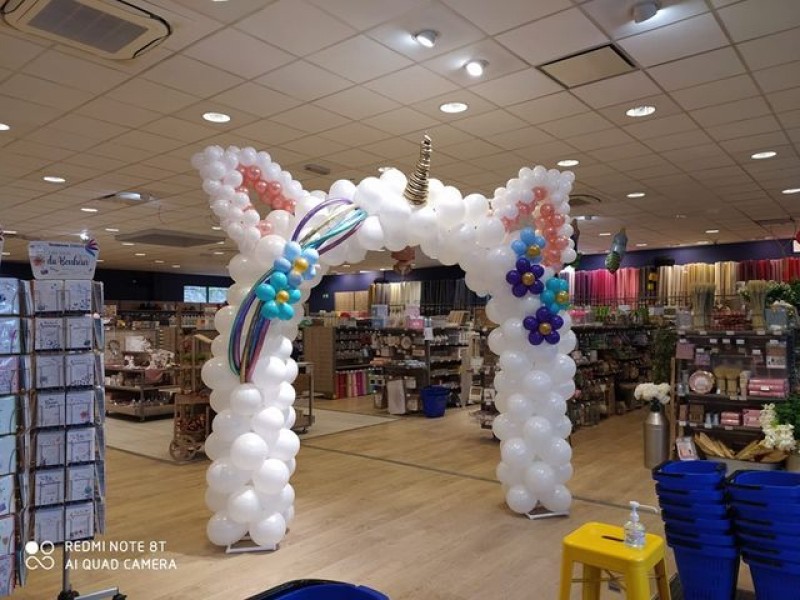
523 306 565 346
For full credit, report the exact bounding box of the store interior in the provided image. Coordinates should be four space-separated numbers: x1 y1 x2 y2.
1 0 800 598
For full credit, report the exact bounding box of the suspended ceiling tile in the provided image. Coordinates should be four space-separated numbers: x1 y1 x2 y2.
171 0 273 23
506 92 590 124
236 0 356 56
112 131 185 154
718 131 790 154
362 107 440 135
85 142 153 164
422 39 528 86
307 36 413 83
366 2 485 60
767 87 800 113
648 48 745 91
23 50 130 95
256 61 352 102
4 139 74 162
571 71 660 109
210 82 301 118
282 135 349 158
539 111 614 139
481 126 556 151
568 128 637 152
587 141 651 161
470 68 564 106
140 117 218 144
450 110 528 138
63 153 126 173
318 122 392 146
581 0 709 40
402 123 474 147
690 97 772 128
315 87 401 120
753 62 800 94
439 138 503 161
717 0 800 42
107 79 198 114
49 114 128 142
75 97 161 129
737 29 800 71
361 137 421 159
184 29 294 80
271 105 351 133
364 66 459 105
443 0 570 35
670 74 760 111
496 8 608 67
0 29 46 70
707 115 782 142
777 110 800 129
309 0 428 30
517 140 581 163
321 147 382 168
618 13 727 67
645 129 713 152
142 55 244 99
26 128 100 153
0 74 92 111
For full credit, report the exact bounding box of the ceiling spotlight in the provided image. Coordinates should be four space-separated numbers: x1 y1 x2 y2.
599 232 612 237
627 192 646 198
121 242 134 246
78 232 89 241
439 101 468 114
134 252 146 257
154 260 165 264
172 264 181 268
632 0 660 23
3 230 17 235
675 214 687 219
203 111 231 123
705 229 719 234
43 175 66 183
80 207 98 213
751 150 777 160
0 123 10 131
635 243 648 247
213 251 225 255
105 228 120 232
414 29 438 48
626 105 656 118
557 159 580 167
782 188 800 195
465 60 487 77
117 191 142 201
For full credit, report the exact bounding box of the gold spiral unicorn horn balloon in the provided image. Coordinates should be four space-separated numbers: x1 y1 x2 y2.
404 134 432 206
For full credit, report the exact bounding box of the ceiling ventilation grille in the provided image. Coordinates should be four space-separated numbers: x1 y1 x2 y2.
1 0 170 59
539 45 634 88
116 229 224 248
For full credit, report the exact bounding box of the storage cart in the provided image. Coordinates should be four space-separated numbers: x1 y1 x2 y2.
169 392 210 462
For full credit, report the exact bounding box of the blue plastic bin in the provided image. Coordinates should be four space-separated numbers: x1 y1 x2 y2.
743 554 800 600
665 526 736 548
245 580 388 600
731 498 800 516
421 386 449 418
659 498 729 518
735 516 800 536
737 525 800 549
728 470 800 504
656 484 726 504
653 460 726 491
670 539 740 600
660 512 733 534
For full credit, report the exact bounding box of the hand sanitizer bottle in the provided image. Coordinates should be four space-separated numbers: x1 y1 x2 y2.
624 501 646 549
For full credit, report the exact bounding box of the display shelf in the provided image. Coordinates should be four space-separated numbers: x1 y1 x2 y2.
678 421 761 433
682 392 789 404
106 402 175 419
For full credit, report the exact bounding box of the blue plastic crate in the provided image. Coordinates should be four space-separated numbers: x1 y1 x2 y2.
737 523 800 546
666 526 736 548
728 470 800 504
660 511 733 533
731 498 800 517
653 460 726 491
659 497 729 518
735 516 800 536
671 539 740 600
743 553 800 600
738 533 800 559
246 581 388 600
656 484 726 504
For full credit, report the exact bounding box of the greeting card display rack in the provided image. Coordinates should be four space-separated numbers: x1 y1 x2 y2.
22 278 123 600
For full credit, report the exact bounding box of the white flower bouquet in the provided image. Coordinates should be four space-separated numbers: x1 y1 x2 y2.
760 402 797 453
635 382 672 411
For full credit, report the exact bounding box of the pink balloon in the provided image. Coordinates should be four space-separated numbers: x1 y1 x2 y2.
248 167 261 181
237 165 247 177
518 203 531 216
552 214 565 228
554 236 569 250
267 182 282 197
540 203 554 218
254 180 268 195
257 221 273 236
285 199 296 213
236 186 248 194
533 187 548 202
544 226 558 238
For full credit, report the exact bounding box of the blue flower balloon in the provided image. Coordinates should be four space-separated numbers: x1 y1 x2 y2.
257 242 320 321
510 227 546 264
522 306 564 346
542 276 570 314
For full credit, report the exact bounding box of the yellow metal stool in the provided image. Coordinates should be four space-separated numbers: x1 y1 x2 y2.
559 522 671 600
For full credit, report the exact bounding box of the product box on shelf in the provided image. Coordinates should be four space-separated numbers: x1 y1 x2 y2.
0 436 16 476
371 304 388 318
34 468 64 507
0 396 16 437
406 316 424 330
0 475 13 516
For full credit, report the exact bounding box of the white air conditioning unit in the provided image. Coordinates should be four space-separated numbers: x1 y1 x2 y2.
1 0 170 60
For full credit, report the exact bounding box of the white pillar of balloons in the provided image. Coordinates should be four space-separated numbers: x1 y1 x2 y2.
192 142 577 548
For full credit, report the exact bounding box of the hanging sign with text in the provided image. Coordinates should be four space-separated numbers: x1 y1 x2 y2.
28 240 99 280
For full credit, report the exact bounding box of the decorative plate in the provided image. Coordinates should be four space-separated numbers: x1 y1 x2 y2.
689 370 715 395
400 336 412 350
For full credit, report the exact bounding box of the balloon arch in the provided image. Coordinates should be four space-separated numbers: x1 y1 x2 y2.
192 138 579 548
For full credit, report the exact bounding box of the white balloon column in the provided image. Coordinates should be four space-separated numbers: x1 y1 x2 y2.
192 139 578 548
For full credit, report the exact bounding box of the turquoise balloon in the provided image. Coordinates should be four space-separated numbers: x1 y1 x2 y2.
255 283 276 302
261 301 279 319
541 290 555 306
270 271 288 290
287 271 302 288
288 289 302 304
520 228 537 246
277 302 294 320
546 278 561 292
559 279 569 292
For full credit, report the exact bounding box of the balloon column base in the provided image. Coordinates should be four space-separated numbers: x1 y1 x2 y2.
526 505 569 520
225 537 278 554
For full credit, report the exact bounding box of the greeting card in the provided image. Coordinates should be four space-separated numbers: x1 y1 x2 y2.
34 469 64 507
35 391 65 428
65 502 93 540
67 464 94 502
0 554 13 596
0 318 22 354
33 506 64 544
0 475 13 516
65 353 94 388
66 390 93 425
0 396 16 436
64 280 92 313
0 279 20 316
0 357 20 395
35 317 64 351
0 514 14 554
66 316 93 350
0 436 16 476
32 280 63 314
35 354 64 389
35 431 65 468
67 428 95 464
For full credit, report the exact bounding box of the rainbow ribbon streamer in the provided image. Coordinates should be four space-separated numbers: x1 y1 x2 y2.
228 198 367 382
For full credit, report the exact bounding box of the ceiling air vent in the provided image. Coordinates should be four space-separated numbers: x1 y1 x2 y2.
539 45 634 88
569 194 603 208
1 0 170 60
116 229 224 248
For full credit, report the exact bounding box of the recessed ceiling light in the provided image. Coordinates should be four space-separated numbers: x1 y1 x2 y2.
635 243 648 247
172 264 181 268
117 191 142 201
439 101 468 114
632 0 660 23
217 240 225 245
782 188 800 195
627 192 646 198
78 232 89 241
751 150 776 160
43 176 66 183
121 242 134 246
3 230 17 235
557 159 580 167
154 260 165 264
342 264 351 268
134 252 146 257
465 59 487 77
97 259 104 263
625 105 656 118
203 111 231 124
211 226 221 231
705 229 719 234
697 240 711 245
378 166 392 173
105 228 119 232
0 123 10 131
599 232 612 237
413 29 438 48
675 214 687 219
213 251 225 255
80 207 98 213
1 252 10 256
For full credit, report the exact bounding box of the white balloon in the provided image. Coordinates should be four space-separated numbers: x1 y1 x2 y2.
496 461 524 485
227 486 262 524
554 415 573 439
252 406 285 439
506 393 536 421
271 429 300 461
205 488 229 513
283 406 296 429
252 458 290 495
201 357 239 391
209 389 230 413
524 371 553 396
524 462 556 496
356 215 385 251
553 463 574 485
273 381 296 409
540 437 572 467
492 413 523 441
541 484 572 512
230 432 269 471
282 505 296 528
229 383 263 416
500 437 533 469
250 513 286 547
206 458 249 493
252 357 287 388
476 217 506 247
506 484 537 514
550 354 576 384
254 235 285 269
203 432 227 461
226 283 248 306
213 410 251 442
207 512 247 546
501 318 526 346
499 350 528 374
522 416 554 450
